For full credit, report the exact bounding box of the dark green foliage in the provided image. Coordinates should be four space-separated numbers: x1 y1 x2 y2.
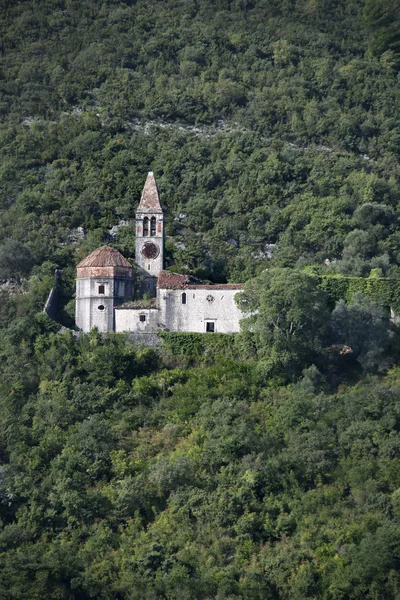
238 268 331 379
0 239 33 283
1 322 400 598
331 292 393 371
238 268 396 380
364 0 400 61
1 1 400 597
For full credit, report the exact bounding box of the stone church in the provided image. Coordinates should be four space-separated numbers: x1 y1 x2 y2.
75 173 244 334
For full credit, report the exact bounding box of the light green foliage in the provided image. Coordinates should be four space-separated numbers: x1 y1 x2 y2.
319 272 400 313
238 268 396 379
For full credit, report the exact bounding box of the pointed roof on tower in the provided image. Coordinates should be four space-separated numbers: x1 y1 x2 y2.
137 172 162 213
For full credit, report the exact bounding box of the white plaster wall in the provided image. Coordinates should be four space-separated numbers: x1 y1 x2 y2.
76 276 133 332
157 288 243 333
115 308 159 332
75 297 91 332
90 298 113 332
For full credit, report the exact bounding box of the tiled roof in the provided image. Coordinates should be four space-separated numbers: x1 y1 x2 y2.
157 271 191 289
157 270 244 290
137 172 162 212
77 246 132 269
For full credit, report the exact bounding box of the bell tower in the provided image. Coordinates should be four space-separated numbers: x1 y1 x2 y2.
135 172 164 277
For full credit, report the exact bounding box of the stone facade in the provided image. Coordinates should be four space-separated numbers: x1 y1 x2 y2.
75 173 244 334
113 280 243 334
115 305 159 333
157 279 243 333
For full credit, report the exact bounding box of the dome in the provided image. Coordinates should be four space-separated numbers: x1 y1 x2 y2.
77 246 132 269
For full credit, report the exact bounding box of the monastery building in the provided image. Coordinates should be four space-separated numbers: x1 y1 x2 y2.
75 173 244 334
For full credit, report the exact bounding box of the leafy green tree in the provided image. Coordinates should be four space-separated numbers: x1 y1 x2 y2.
238 269 330 380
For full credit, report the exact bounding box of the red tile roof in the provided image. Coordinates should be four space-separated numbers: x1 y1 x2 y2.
157 271 191 289
77 246 132 269
138 172 162 212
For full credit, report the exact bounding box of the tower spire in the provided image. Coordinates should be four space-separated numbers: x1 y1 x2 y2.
138 172 162 212
135 172 164 282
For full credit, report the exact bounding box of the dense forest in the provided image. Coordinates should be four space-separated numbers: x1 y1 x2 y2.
1 0 400 598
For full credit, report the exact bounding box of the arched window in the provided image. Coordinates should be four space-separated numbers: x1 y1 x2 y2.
181 292 187 305
150 216 156 236
143 217 149 236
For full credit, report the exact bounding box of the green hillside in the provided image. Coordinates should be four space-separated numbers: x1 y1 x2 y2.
1 0 400 286
1 1 400 598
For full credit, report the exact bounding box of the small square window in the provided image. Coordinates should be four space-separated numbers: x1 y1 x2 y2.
139 315 146 322
98 284 105 294
206 322 215 332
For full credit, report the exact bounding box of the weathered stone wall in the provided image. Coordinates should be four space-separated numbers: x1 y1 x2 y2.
43 269 62 321
158 287 243 333
115 307 159 333
133 266 157 297
113 287 243 334
76 276 133 332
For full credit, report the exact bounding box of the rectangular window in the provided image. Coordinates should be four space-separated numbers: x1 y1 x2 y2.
139 315 146 322
98 284 105 294
206 322 215 332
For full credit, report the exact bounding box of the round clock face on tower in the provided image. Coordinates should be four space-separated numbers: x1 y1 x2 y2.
141 242 160 259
